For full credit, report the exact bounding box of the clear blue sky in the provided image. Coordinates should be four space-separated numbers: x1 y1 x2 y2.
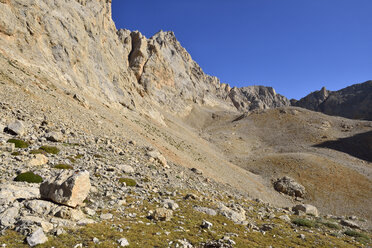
112 0 372 99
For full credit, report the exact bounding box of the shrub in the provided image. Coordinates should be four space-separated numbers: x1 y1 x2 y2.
75 154 84 159
7 139 29 148
53 164 73 170
119 178 136 187
292 218 316 228
14 172 43 183
40 146 60 154
11 151 20 156
67 157 76 163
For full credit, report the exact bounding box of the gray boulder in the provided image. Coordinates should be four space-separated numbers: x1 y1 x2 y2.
40 170 91 208
274 176 306 197
5 120 25 136
26 228 48 247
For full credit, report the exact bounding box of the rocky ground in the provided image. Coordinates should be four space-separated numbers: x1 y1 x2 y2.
0 105 371 247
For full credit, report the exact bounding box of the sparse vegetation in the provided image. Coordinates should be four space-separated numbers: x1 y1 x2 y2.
292 218 316 228
29 149 47 155
14 171 43 183
11 151 20 156
53 164 73 170
320 221 341 229
118 178 136 186
7 139 29 148
39 146 60 154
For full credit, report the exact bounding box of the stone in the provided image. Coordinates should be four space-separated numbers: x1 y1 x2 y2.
193 206 217 216
162 199 179 210
0 184 40 205
100 213 113 220
146 150 169 168
117 238 130 247
217 203 246 224
274 176 306 198
24 200 54 215
27 154 48 166
93 237 100 244
18 216 54 233
119 164 134 174
293 204 319 217
5 120 25 136
340 219 360 229
201 220 213 229
40 170 91 207
26 228 48 247
0 143 15 152
152 208 173 221
191 168 202 175
0 207 19 227
278 214 291 222
45 131 64 142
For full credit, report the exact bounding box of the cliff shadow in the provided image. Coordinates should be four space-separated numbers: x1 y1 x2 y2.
314 131 372 162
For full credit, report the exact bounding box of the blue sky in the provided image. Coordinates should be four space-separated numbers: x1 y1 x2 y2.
112 0 372 99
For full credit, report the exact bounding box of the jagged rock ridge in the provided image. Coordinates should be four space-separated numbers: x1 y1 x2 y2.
292 81 372 120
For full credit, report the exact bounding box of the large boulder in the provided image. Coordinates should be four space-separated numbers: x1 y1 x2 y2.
274 176 306 197
40 171 91 208
293 204 319 217
5 120 25 136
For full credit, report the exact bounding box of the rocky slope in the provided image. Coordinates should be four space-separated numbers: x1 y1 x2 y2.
292 81 372 120
0 0 371 247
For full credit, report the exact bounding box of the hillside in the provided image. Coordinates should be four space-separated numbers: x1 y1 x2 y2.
0 0 371 247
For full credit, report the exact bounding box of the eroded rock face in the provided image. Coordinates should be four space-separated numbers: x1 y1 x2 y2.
292 81 372 120
229 86 290 111
274 176 306 198
40 170 91 208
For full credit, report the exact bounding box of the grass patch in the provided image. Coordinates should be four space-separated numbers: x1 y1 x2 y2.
14 171 43 183
94 154 104 159
11 151 20 156
118 178 136 187
293 218 316 228
30 149 47 155
39 146 60 154
75 154 84 159
67 156 76 163
7 139 29 148
321 221 341 229
344 230 370 244
53 164 73 170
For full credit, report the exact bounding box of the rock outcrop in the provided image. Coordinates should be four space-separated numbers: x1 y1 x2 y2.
274 176 306 198
292 81 372 120
229 86 290 111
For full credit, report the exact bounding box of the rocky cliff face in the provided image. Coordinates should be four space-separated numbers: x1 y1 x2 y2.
0 0 292 118
292 81 372 120
229 86 290 111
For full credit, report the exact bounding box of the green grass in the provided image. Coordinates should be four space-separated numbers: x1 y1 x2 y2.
67 156 76 163
344 230 370 244
39 146 60 154
118 178 137 187
94 154 104 158
75 154 84 159
11 151 20 156
7 139 29 148
321 221 341 229
29 149 47 155
292 218 316 228
53 164 73 170
14 171 43 183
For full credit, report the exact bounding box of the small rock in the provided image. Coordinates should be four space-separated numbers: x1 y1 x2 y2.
73 244 83 248
28 154 48 166
100 213 113 220
0 207 19 227
201 220 213 229
278 214 291 222
340 219 360 229
190 168 202 175
5 120 25 136
45 132 63 142
26 228 48 247
0 143 15 152
298 234 306 240
162 199 179 210
119 164 134 174
93 237 99 244
117 238 129 247
152 208 173 221
193 206 217 216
